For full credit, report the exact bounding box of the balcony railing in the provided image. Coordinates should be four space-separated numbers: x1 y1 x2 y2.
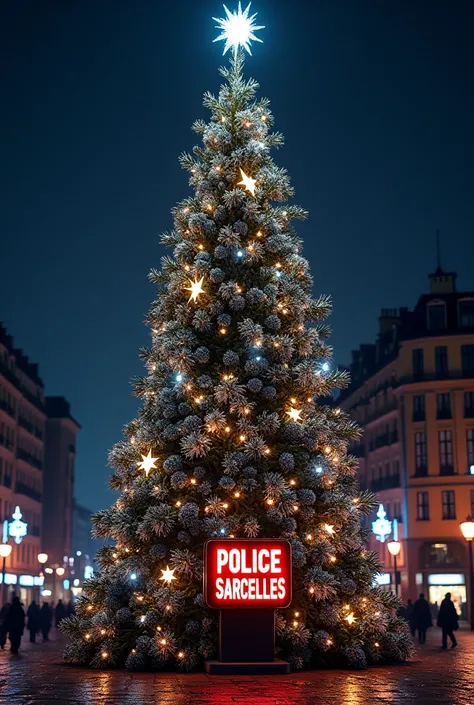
0 399 16 418
15 481 42 503
16 447 43 470
370 475 401 491
414 466 428 478
439 465 455 476
18 416 43 440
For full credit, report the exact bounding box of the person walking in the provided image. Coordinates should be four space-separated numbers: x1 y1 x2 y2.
66 600 75 617
0 602 10 649
26 600 40 643
437 592 458 649
54 599 66 626
5 596 25 654
39 602 53 641
414 592 432 644
406 599 417 638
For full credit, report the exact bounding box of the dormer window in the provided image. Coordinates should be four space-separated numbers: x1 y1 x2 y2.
459 299 474 328
427 301 447 330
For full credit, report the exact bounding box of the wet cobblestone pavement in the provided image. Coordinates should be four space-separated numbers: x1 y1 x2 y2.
1 626 473 704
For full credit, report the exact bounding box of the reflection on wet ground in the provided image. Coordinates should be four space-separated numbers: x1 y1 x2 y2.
1 626 473 704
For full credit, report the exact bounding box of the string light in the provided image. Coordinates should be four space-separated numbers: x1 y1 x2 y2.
324 523 335 535
344 612 356 625
220 328 227 335
177 651 184 659
160 638 167 646
175 501 182 508
374 642 380 648
329 555 337 563
234 491 241 498
289 479 296 486
101 651 108 659
85 633 91 640
239 434 247 442
190 478 197 485
306 534 312 540
100 629 106 635
266 498 274 506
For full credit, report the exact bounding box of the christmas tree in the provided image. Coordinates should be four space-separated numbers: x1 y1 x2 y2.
63 5 412 671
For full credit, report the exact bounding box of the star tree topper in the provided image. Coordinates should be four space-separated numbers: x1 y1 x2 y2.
213 2 264 56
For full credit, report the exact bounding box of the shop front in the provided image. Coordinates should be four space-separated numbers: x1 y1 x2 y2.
0 573 44 605
418 541 467 619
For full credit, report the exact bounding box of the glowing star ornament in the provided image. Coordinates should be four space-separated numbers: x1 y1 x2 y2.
185 276 205 303
345 612 356 625
159 566 177 585
213 2 264 56
137 450 158 477
237 168 257 196
286 407 303 423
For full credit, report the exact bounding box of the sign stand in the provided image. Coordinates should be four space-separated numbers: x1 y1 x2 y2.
205 608 290 674
203 539 291 675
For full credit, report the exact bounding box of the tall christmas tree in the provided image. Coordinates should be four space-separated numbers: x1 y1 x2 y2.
63 4 411 671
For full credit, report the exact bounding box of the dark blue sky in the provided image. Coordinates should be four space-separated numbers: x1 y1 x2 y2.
1 0 473 512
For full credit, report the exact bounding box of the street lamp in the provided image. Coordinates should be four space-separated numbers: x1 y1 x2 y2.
460 516 474 630
387 539 401 597
56 567 65 577
37 553 48 565
0 543 12 604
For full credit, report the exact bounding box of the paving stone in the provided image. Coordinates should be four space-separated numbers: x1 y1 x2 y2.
0 626 473 703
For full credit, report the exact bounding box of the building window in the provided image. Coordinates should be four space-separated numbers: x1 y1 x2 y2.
415 432 427 475
465 392 474 419
467 429 474 473
413 394 425 422
442 490 456 520
413 348 424 378
462 345 474 376
417 492 429 520
459 300 474 328
435 346 449 377
428 302 447 330
439 430 454 474
436 393 452 420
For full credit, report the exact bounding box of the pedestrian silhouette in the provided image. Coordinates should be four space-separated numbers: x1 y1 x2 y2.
54 599 66 626
4 596 25 654
0 602 10 649
66 600 75 617
39 602 53 642
406 599 417 638
414 592 432 644
437 592 458 649
26 600 40 643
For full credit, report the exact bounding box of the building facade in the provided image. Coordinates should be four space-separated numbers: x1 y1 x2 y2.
340 270 474 617
43 396 80 567
0 324 46 602
0 324 80 604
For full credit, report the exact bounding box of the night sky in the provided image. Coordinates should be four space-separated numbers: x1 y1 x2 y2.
1 0 473 513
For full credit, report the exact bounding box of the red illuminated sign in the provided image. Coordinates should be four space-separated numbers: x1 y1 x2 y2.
204 539 292 609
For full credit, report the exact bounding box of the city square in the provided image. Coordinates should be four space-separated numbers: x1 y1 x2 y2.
1 628 474 704
1 0 473 701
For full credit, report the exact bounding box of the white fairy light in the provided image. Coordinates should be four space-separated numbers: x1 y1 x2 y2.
213 2 264 56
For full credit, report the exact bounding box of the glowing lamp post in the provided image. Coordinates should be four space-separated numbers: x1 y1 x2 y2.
460 516 474 630
387 540 401 597
0 543 12 604
37 553 48 566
